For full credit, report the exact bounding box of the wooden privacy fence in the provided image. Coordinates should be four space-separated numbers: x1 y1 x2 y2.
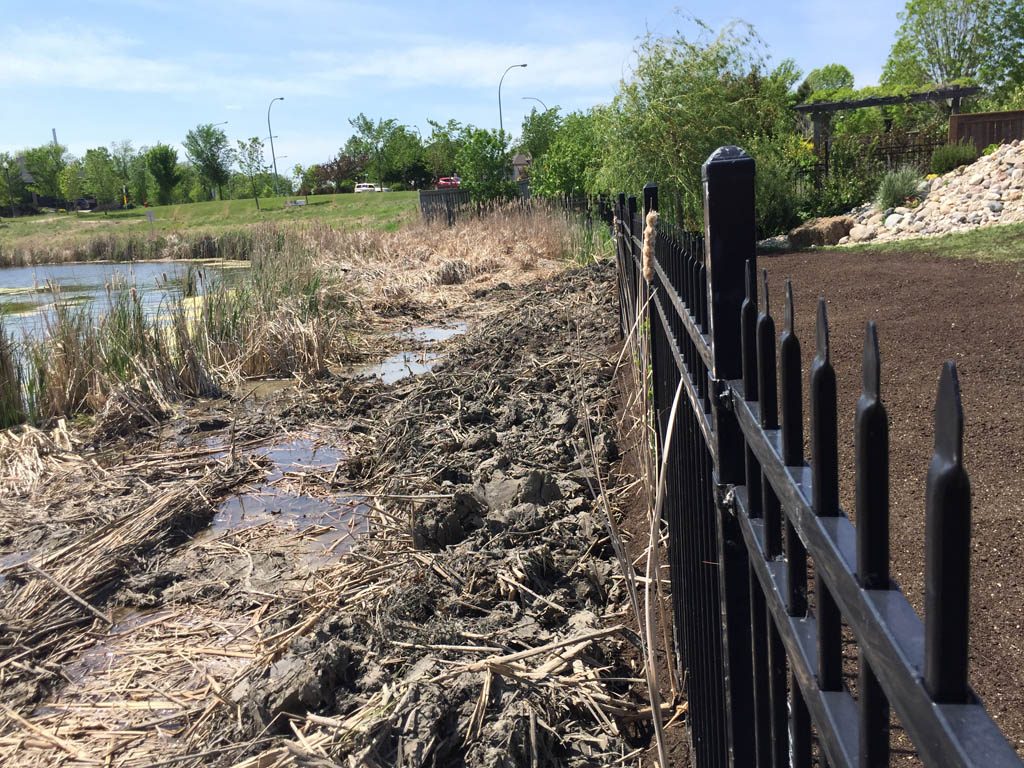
949 110 1024 148
418 188 472 225
614 146 1023 768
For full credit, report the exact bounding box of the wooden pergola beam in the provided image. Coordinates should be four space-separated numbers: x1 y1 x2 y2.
793 85 982 115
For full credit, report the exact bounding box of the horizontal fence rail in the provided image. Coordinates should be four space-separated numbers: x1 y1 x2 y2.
614 146 1023 768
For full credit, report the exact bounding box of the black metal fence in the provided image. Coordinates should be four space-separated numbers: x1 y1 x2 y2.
614 146 1023 767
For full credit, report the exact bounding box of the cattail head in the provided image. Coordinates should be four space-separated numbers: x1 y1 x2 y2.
642 209 658 283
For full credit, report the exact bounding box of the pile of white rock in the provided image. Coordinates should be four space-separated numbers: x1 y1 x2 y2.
840 139 1024 245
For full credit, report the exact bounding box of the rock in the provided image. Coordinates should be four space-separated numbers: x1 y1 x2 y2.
884 213 903 229
788 215 854 249
849 224 875 242
988 201 1004 213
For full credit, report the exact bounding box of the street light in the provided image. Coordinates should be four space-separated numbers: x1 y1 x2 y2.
267 97 284 196
498 63 527 136
2 161 13 219
212 121 229 128
522 96 548 112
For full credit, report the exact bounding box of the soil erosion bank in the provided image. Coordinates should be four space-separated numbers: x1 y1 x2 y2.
0 260 668 766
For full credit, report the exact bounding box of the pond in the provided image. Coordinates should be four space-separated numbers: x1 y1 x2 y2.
0 260 250 340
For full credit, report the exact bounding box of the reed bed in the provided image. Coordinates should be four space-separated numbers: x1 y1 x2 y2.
0 205 629 766
1 205 597 430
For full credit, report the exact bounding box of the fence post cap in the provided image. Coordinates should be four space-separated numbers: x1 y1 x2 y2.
702 146 754 180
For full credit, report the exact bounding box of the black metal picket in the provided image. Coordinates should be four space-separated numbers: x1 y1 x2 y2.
614 146 1023 768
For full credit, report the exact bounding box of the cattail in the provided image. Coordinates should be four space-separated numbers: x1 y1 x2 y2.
642 209 658 283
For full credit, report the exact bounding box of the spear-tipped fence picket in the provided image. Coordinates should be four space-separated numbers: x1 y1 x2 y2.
614 146 1022 768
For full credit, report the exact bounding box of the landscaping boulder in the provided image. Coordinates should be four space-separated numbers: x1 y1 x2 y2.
788 216 854 249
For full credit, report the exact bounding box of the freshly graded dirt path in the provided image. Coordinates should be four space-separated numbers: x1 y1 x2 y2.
764 250 1024 757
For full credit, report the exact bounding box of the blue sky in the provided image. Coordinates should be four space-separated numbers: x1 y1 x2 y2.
0 0 905 171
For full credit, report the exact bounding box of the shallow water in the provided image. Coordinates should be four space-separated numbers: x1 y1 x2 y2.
208 436 370 559
0 260 248 339
348 320 467 383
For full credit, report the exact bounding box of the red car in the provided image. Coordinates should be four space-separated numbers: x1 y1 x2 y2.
437 176 461 189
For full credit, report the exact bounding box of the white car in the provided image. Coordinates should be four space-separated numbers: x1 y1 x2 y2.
354 183 378 193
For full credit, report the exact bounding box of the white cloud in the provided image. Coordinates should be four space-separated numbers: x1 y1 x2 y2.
1 21 630 100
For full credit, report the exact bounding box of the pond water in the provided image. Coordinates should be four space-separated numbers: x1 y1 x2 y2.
0 260 249 339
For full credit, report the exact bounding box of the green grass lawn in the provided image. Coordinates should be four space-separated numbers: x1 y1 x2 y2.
0 191 419 252
837 220 1024 262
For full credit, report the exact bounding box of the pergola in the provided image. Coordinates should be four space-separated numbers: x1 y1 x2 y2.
793 84 982 175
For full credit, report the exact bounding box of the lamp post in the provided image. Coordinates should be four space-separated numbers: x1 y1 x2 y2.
498 63 527 136
522 96 548 112
267 97 284 196
2 162 13 219
212 121 229 128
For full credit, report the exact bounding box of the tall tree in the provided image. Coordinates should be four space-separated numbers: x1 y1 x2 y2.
455 128 515 202
347 113 399 188
518 107 561 161
183 123 234 199
882 0 1023 92
21 143 67 200
58 160 84 204
593 20 799 224
83 147 121 204
146 144 182 205
531 110 601 198
424 119 464 180
796 63 855 100
236 137 268 210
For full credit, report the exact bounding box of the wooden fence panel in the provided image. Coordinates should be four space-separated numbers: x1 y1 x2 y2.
949 110 1024 148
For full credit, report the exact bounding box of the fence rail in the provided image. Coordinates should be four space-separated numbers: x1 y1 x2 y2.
614 146 1023 768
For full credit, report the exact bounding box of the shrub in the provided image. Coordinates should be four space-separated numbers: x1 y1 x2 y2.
875 166 921 210
931 141 978 175
982 143 1000 156
750 138 808 238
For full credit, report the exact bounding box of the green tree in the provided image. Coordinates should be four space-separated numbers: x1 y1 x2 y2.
882 0 1023 92
424 119 464 180
58 160 84 204
83 147 121 205
593 20 800 225
21 143 67 200
183 123 234 199
347 113 399 188
146 144 182 205
236 137 268 210
381 126 427 187
456 128 515 202
796 63 855 100
531 110 601 198
518 107 561 162
0 152 29 210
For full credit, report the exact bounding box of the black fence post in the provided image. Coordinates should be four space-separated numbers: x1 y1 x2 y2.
703 145 756 768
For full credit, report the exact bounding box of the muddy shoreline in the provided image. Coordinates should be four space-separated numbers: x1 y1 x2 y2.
0 260 664 766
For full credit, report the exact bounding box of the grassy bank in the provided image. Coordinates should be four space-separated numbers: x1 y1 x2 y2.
0 191 419 266
837 220 1024 262
0 204 607 429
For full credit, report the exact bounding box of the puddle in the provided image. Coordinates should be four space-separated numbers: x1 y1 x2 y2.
350 350 442 384
348 320 467 384
206 435 370 559
404 321 468 344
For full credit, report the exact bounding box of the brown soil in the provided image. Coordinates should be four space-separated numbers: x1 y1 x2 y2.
764 250 1024 758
